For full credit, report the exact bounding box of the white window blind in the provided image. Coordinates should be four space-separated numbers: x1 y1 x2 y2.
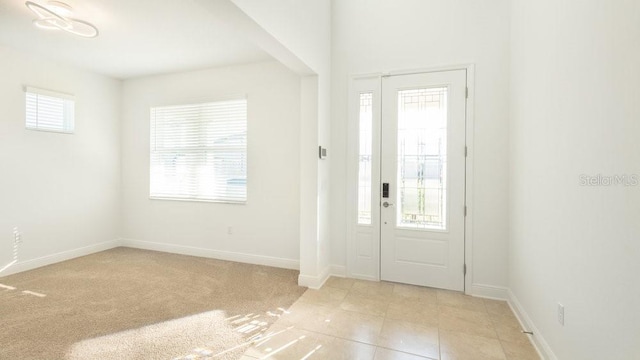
25 87 75 133
150 98 247 203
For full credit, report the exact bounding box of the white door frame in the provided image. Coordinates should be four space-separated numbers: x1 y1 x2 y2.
346 64 475 294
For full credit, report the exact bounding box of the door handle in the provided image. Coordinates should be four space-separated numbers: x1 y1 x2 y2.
382 201 394 208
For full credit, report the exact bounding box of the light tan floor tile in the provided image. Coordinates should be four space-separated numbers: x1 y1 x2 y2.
438 305 497 339
440 330 506 360
324 309 385 345
391 284 438 303
244 327 320 359
501 339 540 360
352 280 395 296
243 279 537 360
483 299 513 317
276 301 335 333
374 347 436 360
246 325 378 360
488 308 521 327
325 276 356 290
299 286 349 307
313 336 377 360
376 319 439 359
436 290 487 312
340 292 390 317
277 304 384 345
493 322 531 345
385 298 438 327
487 309 533 346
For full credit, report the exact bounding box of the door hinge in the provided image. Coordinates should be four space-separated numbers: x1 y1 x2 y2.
465 87 469 99
464 146 468 157
464 205 467 217
464 264 467 275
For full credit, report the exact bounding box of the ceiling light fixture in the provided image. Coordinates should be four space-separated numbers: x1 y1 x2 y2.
47 1 73 17
25 1 98 38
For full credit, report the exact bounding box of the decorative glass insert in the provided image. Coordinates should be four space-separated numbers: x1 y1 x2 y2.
358 92 373 224
396 87 448 230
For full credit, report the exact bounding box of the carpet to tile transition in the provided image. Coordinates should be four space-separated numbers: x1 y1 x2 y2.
0 247 306 360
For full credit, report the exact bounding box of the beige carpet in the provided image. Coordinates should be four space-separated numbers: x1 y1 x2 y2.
0 247 306 360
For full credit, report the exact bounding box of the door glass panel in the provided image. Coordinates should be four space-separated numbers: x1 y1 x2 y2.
396 87 447 230
358 92 373 224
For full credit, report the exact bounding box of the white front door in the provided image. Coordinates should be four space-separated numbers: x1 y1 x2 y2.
380 70 467 291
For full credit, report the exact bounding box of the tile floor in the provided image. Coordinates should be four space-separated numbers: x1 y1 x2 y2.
241 277 540 360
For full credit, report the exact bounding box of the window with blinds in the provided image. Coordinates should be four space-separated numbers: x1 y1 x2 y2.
150 98 248 203
25 87 75 133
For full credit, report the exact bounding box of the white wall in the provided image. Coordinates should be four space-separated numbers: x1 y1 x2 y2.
0 45 121 271
331 0 511 292
509 1 640 358
231 0 333 286
121 61 302 265
231 0 331 77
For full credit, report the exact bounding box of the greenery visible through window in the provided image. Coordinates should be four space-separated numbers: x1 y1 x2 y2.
149 98 247 203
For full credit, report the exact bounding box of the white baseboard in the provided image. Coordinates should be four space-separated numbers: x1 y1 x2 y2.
469 283 510 300
349 274 379 281
298 265 331 289
508 289 558 360
330 264 347 277
0 239 120 277
120 238 300 270
298 265 346 289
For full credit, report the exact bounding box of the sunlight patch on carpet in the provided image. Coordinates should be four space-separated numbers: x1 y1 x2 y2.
67 310 241 360
0 283 16 290
67 307 294 360
21 290 46 298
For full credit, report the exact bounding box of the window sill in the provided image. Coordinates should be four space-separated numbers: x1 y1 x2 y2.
149 196 246 205
26 127 74 134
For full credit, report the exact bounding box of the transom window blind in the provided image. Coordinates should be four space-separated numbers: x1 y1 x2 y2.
150 98 247 203
25 87 75 133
